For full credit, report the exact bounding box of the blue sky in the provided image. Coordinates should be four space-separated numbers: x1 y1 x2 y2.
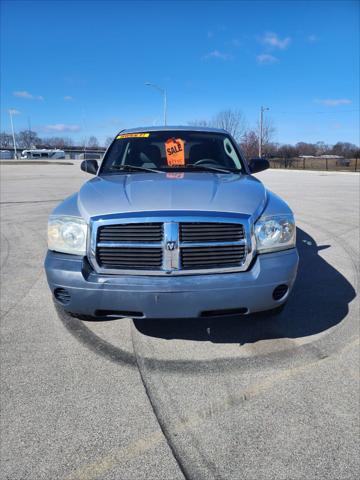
1 0 359 146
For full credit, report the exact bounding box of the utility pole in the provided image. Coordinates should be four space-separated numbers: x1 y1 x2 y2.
163 88 167 126
9 109 18 159
259 105 269 158
27 117 33 148
145 83 167 125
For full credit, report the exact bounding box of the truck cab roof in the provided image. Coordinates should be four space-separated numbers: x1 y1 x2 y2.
118 126 228 135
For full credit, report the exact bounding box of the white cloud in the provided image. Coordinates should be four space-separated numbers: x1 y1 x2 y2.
13 90 32 99
44 124 81 132
203 49 233 61
262 32 291 49
256 54 279 65
13 90 44 100
63 95 74 101
315 98 352 106
307 34 318 43
8 109 21 115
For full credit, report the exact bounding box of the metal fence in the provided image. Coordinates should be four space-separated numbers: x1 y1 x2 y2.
269 157 360 172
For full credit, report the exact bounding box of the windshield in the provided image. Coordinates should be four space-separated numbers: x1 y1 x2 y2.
100 131 244 174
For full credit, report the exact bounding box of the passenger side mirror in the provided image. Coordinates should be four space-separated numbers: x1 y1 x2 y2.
81 160 98 175
249 158 269 174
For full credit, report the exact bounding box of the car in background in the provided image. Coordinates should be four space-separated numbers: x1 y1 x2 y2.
21 149 66 159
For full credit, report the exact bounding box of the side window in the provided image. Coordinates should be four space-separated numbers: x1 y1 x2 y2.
223 138 241 169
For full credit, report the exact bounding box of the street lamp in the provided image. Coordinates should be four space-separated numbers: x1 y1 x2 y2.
8 109 18 159
145 82 167 126
259 105 269 158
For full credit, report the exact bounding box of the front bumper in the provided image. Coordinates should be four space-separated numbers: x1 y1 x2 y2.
45 248 299 318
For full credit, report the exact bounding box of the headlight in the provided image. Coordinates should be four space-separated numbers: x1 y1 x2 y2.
255 214 296 253
48 216 87 255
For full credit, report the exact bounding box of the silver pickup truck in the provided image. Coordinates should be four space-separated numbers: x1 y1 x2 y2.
45 127 298 319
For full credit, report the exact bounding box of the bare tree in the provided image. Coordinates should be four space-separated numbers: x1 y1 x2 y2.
263 142 280 157
42 136 74 148
240 116 276 159
330 142 358 158
187 119 211 127
315 141 329 156
277 144 299 168
256 116 276 150
295 142 316 156
87 136 99 148
239 130 259 159
16 130 41 148
0 132 13 148
212 109 246 141
104 136 114 148
188 109 246 141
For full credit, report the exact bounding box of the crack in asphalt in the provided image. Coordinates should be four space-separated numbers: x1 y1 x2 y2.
131 325 192 480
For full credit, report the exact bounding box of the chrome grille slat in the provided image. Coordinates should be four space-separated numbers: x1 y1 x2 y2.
180 240 245 248
182 251 245 257
97 242 162 248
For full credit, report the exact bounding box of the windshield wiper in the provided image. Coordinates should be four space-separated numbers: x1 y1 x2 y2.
186 164 241 174
111 164 164 174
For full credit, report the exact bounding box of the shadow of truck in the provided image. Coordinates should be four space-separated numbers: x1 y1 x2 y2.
133 228 356 344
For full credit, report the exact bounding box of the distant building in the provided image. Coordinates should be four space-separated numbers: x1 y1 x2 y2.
0 150 12 159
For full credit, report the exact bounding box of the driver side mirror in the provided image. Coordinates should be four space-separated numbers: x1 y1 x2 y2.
249 158 269 174
81 160 98 175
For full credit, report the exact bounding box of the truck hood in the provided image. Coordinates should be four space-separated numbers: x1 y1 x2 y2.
78 172 267 221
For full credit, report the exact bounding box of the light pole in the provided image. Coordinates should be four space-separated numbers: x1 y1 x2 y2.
145 82 167 126
259 105 269 158
9 109 18 159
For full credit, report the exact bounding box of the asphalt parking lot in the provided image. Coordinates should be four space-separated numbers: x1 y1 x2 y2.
0 163 359 480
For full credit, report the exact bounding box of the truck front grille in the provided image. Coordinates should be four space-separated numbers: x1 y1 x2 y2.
91 217 250 275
